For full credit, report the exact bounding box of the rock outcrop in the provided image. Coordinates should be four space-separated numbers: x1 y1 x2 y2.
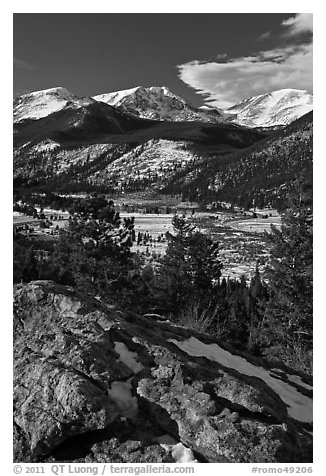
13 281 313 463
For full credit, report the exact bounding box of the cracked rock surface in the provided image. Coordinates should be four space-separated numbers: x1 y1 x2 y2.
13 281 312 463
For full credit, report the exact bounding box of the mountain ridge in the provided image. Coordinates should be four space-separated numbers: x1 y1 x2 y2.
13 99 264 194
13 86 312 210
94 85 223 122
14 86 313 129
13 87 96 123
225 89 313 128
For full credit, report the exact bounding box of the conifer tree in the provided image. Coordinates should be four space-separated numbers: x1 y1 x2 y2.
260 205 313 368
155 215 222 313
49 196 136 302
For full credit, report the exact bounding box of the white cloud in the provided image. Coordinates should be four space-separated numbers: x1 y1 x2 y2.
282 13 313 36
177 14 313 108
259 31 271 41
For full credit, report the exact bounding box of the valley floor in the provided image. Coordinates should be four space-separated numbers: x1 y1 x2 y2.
120 208 280 281
13 205 280 282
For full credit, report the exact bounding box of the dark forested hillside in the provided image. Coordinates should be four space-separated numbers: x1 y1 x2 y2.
13 104 265 194
163 112 312 211
13 101 158 149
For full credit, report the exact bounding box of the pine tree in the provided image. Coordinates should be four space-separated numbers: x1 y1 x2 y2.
13 239 39 283
260 205 313 369
155 215 222 313
48 196 136 303
247 263 269 353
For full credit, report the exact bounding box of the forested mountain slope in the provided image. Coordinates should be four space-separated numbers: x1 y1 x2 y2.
163 112 313 210
13 102 265 193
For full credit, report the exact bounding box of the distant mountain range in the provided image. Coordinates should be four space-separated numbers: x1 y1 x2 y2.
13 86 222 125
13 96 263 191
13 86 313 128
13 85 313 210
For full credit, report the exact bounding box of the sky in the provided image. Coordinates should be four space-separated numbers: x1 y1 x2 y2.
14 12 313 108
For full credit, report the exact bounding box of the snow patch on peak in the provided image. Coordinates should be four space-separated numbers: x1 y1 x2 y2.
225 88 312 127
28 86 72 98
94 86 177 105
199 104 216 111
94 87 142 106
93 85 222 122
148 86 175 97
161 86 171 94
13 87 95 123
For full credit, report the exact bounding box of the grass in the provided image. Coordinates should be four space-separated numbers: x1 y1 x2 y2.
176 301 222 336
226 216 282 233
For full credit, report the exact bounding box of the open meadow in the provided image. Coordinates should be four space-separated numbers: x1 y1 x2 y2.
119 209 280 281
14 203 280 281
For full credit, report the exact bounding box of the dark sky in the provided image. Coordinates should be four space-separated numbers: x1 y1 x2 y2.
14 13 296 106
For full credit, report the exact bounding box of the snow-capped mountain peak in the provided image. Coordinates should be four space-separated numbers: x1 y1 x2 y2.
94 85 178 104
93 86 142 107
13 85 312 128
13 87 95 123
93 85 222 122
225 88 313 127
28 86 73 100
